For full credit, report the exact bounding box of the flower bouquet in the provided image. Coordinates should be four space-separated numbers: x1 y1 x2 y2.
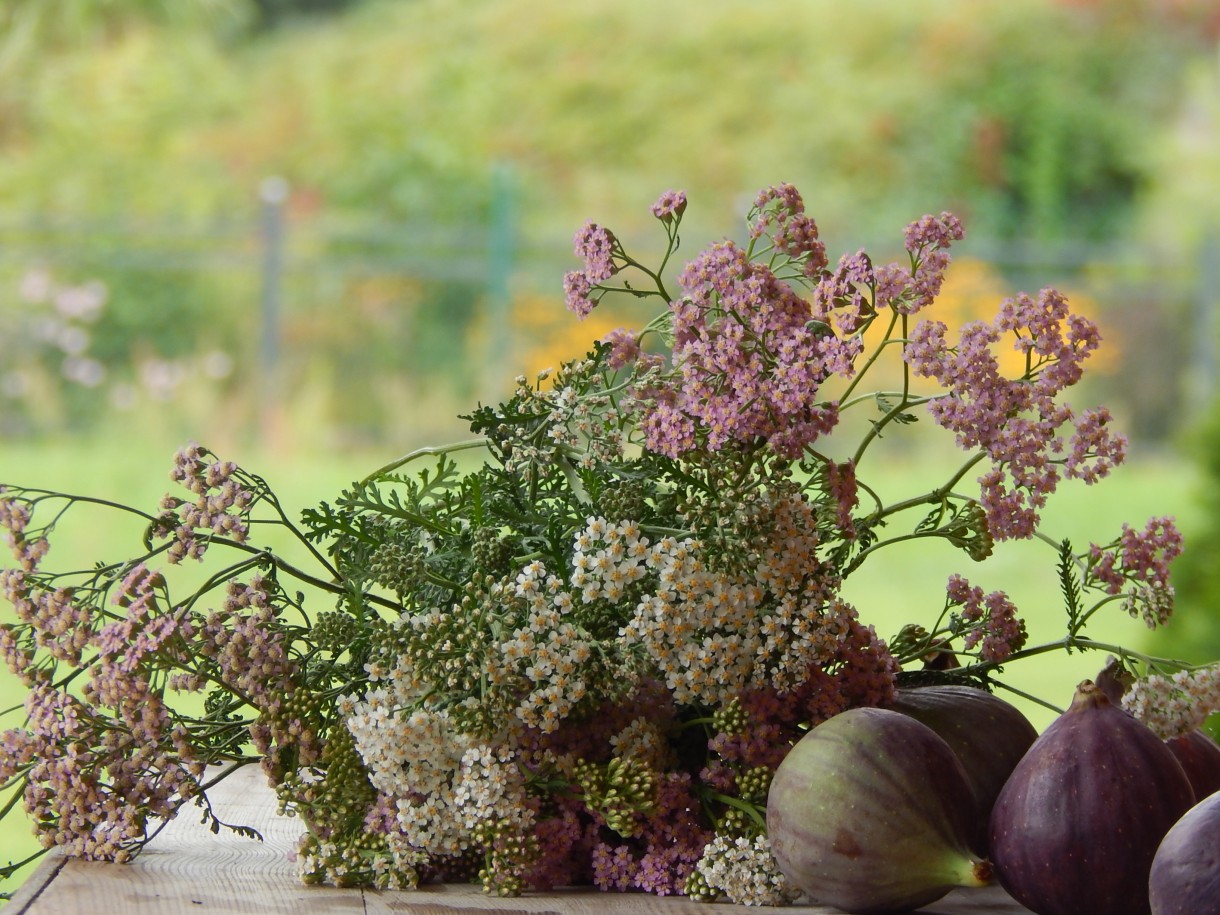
2 184 1217 906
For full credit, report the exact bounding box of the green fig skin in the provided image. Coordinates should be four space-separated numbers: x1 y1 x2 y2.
1165 730 1220 800
767 706 991 915
988 680 1196 915
1149 790 1220 915
886 685 1037 854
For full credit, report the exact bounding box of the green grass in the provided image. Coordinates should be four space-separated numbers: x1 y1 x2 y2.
0 433 1206 899
839 448 1204 730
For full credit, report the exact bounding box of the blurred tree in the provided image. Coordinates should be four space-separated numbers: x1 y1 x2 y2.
249 0 364 29
0 0 244 67
1147 402 1220 686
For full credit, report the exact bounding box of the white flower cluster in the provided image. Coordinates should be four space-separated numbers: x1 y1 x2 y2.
694 834 801 907
605 497 853 705
345 696 471 857
621 537 760 706
544 382 625 470
344 674 532 870
1122 663 1220 739
494 561 601 732
1125 582 1175 629
452 744 534 836
571 517 650 604
750 487 823 595
501 369 625 478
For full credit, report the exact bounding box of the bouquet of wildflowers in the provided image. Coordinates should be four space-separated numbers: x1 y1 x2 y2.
3 184 1218 904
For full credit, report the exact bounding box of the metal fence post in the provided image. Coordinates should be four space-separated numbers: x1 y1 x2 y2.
1191 226 1220 417
258 176 289 440
485 162 516 400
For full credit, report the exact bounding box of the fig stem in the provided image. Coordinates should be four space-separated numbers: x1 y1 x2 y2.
969 858 993 887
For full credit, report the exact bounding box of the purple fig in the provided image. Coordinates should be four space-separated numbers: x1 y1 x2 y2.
989 680 1196 915
886 684 1037 853
1149 790 1220 915
1165 729 1220 800
767 706 991 914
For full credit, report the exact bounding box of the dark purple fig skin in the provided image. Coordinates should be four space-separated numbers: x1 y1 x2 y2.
1149 790 1220 915
988 680 1196 915
1165 729 1220 800
767 706 991 915
886 685 1037 853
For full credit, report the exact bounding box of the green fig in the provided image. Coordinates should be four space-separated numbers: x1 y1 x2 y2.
887 684 1037 853
767 706 991 914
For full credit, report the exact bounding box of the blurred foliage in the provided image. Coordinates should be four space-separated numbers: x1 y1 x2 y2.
0 0 246 72
0 0 1216 446
1152 406 1220 669
1132 45 1220 703
1136 48 1220 273
249 0 363 29
1 0 1211 231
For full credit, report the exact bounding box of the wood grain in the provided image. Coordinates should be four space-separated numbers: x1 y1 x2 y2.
7 765 1034 914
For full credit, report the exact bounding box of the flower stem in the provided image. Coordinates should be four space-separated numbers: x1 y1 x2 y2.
357 438 488 488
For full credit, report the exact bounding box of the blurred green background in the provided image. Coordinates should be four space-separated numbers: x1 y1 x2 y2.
3 0 1220 900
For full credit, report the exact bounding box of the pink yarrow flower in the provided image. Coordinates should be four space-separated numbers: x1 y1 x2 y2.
945 574 1027 662
573 222 618 283
634 238 854 459
875 212 965 315
602 328 641 370
906 287 1124 540
749 182 828 271
649 190 687 224
564 270 596 319
1087 516 1183 627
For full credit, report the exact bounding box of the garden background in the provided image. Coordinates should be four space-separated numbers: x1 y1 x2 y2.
3 0 1220 901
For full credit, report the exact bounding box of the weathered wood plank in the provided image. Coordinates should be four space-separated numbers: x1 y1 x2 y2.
9 765 360 915
9 765 1034 914
364 883 1032 915
3 855 67 913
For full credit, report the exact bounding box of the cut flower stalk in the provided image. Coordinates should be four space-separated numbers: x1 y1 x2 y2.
1 184 1216 905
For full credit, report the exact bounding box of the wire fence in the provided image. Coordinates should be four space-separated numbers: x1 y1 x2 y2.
0 181 1215 448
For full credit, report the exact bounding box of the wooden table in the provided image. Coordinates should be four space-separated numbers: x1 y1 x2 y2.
6 766 1033 914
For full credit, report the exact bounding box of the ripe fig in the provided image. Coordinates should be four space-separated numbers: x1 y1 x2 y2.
1149 790 1220 915
1165 729 1220 800
989 680 1196 915
886 684 1037 853
767 706 990 914
1090 656 1220 799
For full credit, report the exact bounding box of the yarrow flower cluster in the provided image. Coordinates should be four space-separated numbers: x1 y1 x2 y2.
1122 665 1220 739
906 287 1126 539
877 212 965 315
632 237 849 460
152 443 257 562
0 184 1207 904
945 574 1028 663
1086 517 1184 628
689 834 800 906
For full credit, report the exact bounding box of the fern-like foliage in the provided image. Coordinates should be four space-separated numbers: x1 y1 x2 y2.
1058 538 1086 637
